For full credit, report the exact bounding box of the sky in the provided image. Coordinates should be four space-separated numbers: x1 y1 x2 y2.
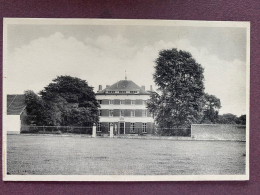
5 21 248 116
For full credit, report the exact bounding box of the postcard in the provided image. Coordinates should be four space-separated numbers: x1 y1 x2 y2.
2 18 250 181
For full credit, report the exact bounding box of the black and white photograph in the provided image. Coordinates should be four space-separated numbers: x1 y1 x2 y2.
2 18 249 181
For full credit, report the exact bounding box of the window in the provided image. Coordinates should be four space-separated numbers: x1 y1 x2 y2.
108 91 115 94
131 100 135 105
130 91 137 94
131 110 135 117
142 110 147 117
142 123 147 133
120 100 125 104
98 100 102 104
120 110 124 117
97 123 101 132
109 110 113 117
130 123 135 133
98 110 102 116
119 91 126 94
109 100 114 104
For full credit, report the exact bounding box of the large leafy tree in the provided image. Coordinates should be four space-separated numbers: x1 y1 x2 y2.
24 90 46 125
147 49 205 133
200 93 221 124
25 75 99 126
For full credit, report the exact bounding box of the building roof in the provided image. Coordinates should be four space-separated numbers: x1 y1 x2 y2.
7 94 26 115
96 80 151 95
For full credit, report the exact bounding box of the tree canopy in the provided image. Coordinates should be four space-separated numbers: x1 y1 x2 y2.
200 93 221 124
236 114 246 125
218 113 246 125
25 75 99 126
147 48 205 132
24 90 46 125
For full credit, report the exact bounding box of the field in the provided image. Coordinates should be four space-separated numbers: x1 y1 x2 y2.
7 134 246 175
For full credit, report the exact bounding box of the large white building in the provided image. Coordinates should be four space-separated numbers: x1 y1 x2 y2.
96 79 155 135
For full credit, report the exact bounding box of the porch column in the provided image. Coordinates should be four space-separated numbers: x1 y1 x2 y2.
110 123 114 138
92 124 96 138
115 124 118 135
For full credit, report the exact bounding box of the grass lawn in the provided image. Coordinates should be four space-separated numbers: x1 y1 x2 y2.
7 134 246 175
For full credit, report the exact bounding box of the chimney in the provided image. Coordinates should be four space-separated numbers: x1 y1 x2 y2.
106 85 110 88
150 85 153 91
98 85 102 91
141 85 145 91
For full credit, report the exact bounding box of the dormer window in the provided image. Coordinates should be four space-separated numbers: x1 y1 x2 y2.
130 91 138 94
119 91 126 94
108 91 115 93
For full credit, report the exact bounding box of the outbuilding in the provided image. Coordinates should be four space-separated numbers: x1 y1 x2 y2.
6 94 26 133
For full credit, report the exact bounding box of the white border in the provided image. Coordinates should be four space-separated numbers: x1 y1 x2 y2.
2 18 250 181
3 174 249 181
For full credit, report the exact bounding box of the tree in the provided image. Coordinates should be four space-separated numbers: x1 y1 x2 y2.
236 114 246 125
217 113 246 125
25 75 99 126
200 93 221 124
24 90 46 125
147 48 205 133
39 75 99 126
218 113 238 124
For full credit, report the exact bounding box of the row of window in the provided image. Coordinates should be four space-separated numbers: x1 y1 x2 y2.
107 91 138 94
98 100 147 105
97 123 147 133
98 110 148 117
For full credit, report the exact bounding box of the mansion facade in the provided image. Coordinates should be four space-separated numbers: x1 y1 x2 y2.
96 79 155 135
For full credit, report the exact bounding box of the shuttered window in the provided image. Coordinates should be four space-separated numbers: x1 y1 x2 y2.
130 123 135 133
97 123 101 132
142 123 147 133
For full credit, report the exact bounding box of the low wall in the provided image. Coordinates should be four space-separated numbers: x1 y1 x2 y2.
191 124 246 141
20 125 93 134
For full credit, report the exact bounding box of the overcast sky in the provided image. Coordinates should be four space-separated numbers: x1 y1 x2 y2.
5 21 248 116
